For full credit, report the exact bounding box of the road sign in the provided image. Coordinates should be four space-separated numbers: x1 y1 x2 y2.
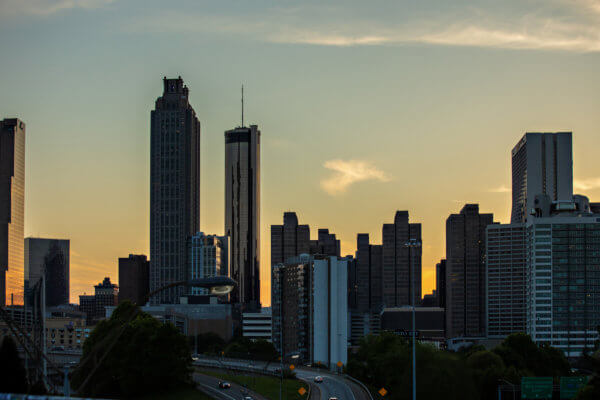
522 377 553 399
289 364 295 370
378 387 388 397
560 376 588 399
337 361 343 367
298 387 307 396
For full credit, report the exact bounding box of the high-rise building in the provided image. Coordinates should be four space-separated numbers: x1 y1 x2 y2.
272 255 348 368
382 211 422 307
486 224 527 338
0 118 25 306
118 254 150 305
355 233 383 312
445 204 496 338
310 229 341 257
511 132 573 223
189 232 228 295
436 259 446 309
270 212 310 265
79 277 118 325
150 77 201 304
24 238 70 307
525 211 600 357
225 125 260 310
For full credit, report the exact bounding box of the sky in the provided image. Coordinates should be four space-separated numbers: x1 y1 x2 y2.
1 0 600 306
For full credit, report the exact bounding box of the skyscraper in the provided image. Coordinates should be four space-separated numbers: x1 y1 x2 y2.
118 254 149 305
150 77 201 304
271 212 310 265
24 238 70 307
511 132 573 223
0 118 25 306
225 125 260 310
355 233 383 312
436 259 446 309
382 211 422 307
445 204 496 338
486 224 526 338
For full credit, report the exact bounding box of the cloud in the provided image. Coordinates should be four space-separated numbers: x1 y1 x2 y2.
320 159 390 195
489 185 511 193
575 177 600 191
0 0 115 17
123 1 600 52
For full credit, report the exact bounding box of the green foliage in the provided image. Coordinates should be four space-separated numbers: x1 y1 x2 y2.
493 333 571 378
576 349 600 399
71 301 192 398
346 332 478 400
0 336 28 394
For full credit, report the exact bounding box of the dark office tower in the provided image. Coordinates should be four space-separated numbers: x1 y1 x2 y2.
271 212 310 265
511 132 573 223
118 254 150 305
0 119 25 306
150 77 201 304
225 124 260 310
382 211 422 307
435 259 446 309
310 229 341 257
24 238 70 307
445 204 496 338
355 234 383 312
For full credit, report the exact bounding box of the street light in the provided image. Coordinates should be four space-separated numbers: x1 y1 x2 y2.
280 353 299 400
404 238 421 400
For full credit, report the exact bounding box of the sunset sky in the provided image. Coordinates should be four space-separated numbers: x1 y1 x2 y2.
1 0 600 305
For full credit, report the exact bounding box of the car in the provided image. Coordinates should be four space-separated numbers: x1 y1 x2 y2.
314 376 324 383
328 397 338 400
218 381 231 389
244 397 254 400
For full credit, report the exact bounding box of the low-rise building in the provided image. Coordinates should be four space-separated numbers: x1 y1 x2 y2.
242 308 272 342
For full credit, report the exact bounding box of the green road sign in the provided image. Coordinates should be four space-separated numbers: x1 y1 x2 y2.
559 376 588 399
522 377 553 399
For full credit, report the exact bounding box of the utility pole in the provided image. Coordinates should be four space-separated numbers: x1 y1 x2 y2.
405 239 421 400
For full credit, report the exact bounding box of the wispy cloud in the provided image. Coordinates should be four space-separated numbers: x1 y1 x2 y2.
0 0 115 17
489 185 511 193
575 177 600 191
320 159 390 195
123 1 600 52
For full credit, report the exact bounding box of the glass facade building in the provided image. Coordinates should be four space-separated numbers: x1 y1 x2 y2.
526 217 600 357
0 118 25 306
189 232 228 295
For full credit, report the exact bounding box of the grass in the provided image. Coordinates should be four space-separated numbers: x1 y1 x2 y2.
135 387 213 400
197 368 309 400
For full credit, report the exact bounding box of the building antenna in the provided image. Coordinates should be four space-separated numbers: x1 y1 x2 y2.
241 84 244 127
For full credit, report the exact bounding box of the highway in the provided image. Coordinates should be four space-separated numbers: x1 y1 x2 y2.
193 357 370 400
194 372 267 400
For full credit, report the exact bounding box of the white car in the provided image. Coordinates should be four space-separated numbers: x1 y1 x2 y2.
314 376 324 383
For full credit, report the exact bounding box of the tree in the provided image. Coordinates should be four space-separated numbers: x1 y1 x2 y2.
346 333 478 400
71 301 192 398
466 350 506 399
0 336 28 394
224 337 278 361
192 332 226 355
493 333 570 378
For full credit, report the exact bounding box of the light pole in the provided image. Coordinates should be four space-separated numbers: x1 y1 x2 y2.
404 238 421 400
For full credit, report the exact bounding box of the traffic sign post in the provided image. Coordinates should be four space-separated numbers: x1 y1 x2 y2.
560 376 588 399
378 387 388 397
521 377 553 399
298 387 307 396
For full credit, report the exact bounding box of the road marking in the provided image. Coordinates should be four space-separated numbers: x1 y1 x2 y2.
196 381 237 400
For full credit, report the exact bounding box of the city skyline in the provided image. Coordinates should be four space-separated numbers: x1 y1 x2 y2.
1 1 600 305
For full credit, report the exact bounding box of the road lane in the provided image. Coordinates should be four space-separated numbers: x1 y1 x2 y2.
295 370 356 400
194 372 266 400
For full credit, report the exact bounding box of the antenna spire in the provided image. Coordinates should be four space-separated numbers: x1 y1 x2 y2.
241 85 244 127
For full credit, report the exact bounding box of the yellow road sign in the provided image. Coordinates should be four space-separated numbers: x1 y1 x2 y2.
378 388 388 397
337 361 343 367
298 387 307 396
289 364 295 370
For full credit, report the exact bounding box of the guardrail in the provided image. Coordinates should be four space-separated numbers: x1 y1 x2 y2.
193 358 279 377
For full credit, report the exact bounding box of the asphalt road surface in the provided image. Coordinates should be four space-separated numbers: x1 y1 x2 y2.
193 372 267 400
193 358 369 400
